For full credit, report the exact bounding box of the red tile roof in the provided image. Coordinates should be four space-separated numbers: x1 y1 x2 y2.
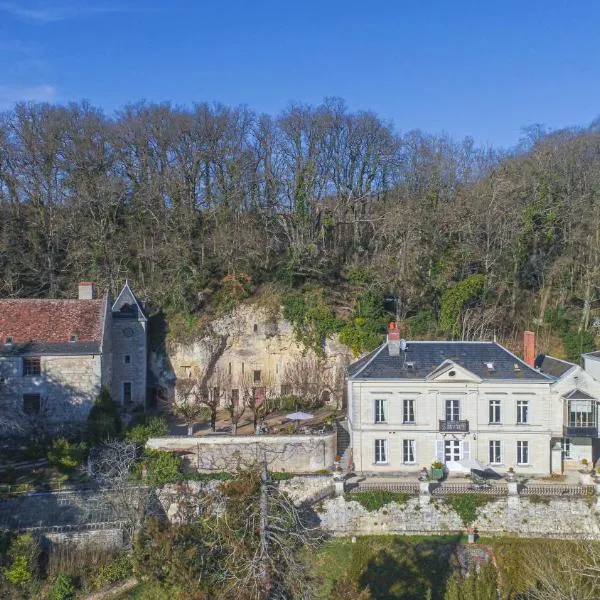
0 298 104 343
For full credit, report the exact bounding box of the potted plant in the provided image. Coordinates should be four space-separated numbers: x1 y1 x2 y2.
430 460 444 480
505 467 516 482
581 458 590 473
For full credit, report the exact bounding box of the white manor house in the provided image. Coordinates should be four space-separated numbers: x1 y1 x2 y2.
346 326 600 476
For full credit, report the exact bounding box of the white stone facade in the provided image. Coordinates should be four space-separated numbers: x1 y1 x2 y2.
347 339 600 476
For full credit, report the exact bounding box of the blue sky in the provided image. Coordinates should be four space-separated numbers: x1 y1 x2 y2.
1 0 599 147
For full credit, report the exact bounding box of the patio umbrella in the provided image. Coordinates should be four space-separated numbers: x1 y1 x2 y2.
285 411 314 421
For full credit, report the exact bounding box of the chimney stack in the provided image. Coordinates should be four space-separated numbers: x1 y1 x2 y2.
388 322 401 356
78 282 95 300
523 330 535 368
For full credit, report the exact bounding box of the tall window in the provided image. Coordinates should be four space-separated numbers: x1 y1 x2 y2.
489 440 502 464
517 441 529 465
517 400 529 424
23 358 41 376
403 439 416 463
445 399 460 421
124 355 131 365
123 382 132 403
569 400 594 427
561 438 572 459
253 370 261 384
374 439 387 464
489 400 501 424
403 399 415 423
374 399 387 423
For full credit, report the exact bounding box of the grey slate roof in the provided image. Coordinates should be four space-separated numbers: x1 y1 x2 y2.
536 355 576 379
0 341 101 356
347 341 550 381
563 388 596 400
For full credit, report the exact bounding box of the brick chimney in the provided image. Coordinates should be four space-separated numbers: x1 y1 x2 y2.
78 282 95 300
388 322 401 356
523 330 535 368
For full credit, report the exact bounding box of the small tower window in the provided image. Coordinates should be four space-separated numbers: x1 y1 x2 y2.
253 324 258 333
69 334 78 342
124 355 131 365
5 336 12 345
253 370 261 383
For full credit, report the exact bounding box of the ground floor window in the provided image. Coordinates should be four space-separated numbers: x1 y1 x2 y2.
122 382 132 403
489 440 502 464
23 393 41 414
374 439 388 464
561 438 572 459
517 440 529 465
403 439 416 463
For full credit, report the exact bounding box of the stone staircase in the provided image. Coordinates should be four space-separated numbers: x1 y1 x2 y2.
336 420 353 472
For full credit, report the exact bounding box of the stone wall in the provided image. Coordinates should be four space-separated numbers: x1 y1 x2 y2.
44 526 124 550
147 432 337 473
0 354 102 434
319 493 600 539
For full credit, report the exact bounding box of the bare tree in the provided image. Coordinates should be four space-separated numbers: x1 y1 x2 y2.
173 378 206 436
282 354 333 409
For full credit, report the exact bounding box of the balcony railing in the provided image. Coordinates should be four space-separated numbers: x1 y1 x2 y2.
439 419 469 433
563 425 598 438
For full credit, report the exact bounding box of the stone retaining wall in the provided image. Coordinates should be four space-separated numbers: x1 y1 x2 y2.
147 432 337 473
319 493 600 539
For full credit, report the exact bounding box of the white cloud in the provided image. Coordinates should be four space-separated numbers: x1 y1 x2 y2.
0 1 131 23
0 84 56 108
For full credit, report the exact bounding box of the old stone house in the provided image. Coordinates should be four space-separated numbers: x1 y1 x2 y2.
0 282 147 436
346 325 600 476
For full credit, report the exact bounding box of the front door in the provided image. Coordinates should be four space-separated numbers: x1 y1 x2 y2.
444 440 460 462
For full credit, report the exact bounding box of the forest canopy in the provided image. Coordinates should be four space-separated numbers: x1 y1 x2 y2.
0 98 598 356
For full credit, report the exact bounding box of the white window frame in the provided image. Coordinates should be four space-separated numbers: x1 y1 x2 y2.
517 440 529 465
403 439 416 464
516 399 529 424
374 439 388 464
444 440 461 462
445 399 460 422
489 399 501 424
122 381 133 404
374 399 387 424
489 440 502 464
403 399 415 424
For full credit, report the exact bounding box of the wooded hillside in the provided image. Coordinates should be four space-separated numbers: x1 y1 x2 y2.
0 99 598 358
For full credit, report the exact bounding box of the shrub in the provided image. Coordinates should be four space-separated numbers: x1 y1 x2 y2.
90 553 132 589
138 450 182 485
125 416 169 444
87 388 122 442
443 494 492 526
345 490 410 512
50 573 76 600
3 533 39 586
47 438 87 472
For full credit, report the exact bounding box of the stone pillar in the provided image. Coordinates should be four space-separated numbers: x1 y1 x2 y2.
507 480 519 508
334 475 345 496
551 441 563 475
419 480 431 506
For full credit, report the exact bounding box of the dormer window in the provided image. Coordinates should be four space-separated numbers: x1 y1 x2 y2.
69 334 78 342
5 336 12 345
485 362 495 371
513 363 521 372
406 361 415 370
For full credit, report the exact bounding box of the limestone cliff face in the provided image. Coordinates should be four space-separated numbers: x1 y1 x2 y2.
150 304 353 406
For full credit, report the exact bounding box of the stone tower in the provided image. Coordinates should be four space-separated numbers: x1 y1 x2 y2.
110 281 147 407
